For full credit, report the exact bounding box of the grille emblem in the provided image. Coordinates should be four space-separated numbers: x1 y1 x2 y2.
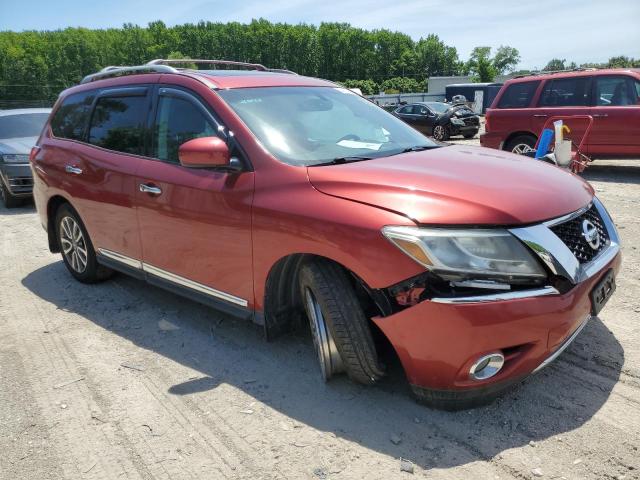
581 219 600 250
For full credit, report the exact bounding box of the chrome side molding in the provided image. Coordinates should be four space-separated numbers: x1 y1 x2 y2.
96 248 248 307
431 286 559 304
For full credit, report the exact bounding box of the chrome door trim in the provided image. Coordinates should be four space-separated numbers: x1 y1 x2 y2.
96 248 248 308
143 263 248 307
431 286 559 304
533 315 590 373
97 248 143 269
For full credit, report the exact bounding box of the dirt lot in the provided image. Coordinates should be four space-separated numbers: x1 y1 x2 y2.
1 150 639 479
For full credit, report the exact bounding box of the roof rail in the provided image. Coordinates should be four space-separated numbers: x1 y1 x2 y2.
81 64 178 84
146 58 268 71
513 67 599 79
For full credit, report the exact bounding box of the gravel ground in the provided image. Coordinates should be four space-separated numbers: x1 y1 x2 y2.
1 144 639 479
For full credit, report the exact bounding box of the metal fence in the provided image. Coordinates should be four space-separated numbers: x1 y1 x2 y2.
0 85 64 110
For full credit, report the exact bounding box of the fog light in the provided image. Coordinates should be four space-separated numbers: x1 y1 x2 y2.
469 353 504 380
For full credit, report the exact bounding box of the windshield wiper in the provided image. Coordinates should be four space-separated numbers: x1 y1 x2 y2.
400 145 440 153
310 156 374 167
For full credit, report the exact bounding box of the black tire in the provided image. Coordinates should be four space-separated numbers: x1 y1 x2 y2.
55 203 113 283
0 180 22 208
505 134 537 155
299 259 385 385
432 124 450 141
463 131 477 139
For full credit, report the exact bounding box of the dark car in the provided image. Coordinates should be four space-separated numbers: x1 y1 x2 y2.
393 102 480 141
0 108 51 207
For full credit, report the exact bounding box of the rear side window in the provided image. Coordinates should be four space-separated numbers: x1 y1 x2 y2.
539 77 591 107
594 76 636 106
153 96 216 163
88 96 147 155
496 81 540 108
51 91 95 141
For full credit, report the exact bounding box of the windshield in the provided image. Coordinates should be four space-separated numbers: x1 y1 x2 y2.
426 102 451 114
218 87 438 166
0 113 49 140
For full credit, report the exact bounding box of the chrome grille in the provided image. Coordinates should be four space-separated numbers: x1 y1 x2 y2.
549 204 609 264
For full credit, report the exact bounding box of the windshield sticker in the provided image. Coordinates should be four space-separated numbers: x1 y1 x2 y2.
337 139 382 150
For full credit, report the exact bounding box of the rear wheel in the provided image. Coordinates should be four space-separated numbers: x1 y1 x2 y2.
0 181 22 208
505 135 537 155
299 259 385 385
432 124 450 141
55 204 113 283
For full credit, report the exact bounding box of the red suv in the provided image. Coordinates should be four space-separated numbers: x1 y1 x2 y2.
31 60 621 409
481 69 640 157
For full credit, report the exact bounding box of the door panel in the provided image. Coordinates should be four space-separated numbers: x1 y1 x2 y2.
136 87 255 308
589 75 640 155
67 88 149 261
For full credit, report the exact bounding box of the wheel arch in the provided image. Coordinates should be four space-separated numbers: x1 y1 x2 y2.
503 131 538 151
262 253 386 340
46 194 73 253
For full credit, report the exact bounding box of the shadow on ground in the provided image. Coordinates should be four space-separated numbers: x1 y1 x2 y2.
0 200 35 216
22 262 623 470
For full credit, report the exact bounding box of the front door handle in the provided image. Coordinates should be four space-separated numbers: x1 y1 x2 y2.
139 183 162 195
592 113 609 118
533 114 548 118
65 165 82 175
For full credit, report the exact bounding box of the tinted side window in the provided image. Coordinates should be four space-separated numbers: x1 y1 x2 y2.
88 96 147 155
154 96 217 163
594 76 636 106
51 91 95 141
398 105 412 114
539 77 591 107
496 81 540 108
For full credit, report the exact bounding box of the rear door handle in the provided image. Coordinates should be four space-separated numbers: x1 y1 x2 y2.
533 114 548 117
64 165 82 175
139 183 162 195
592 113 609 118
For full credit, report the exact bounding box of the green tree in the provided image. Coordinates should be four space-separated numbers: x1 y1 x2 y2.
341 79 379 95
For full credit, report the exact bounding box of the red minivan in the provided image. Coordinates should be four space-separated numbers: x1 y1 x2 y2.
481 69 640 157
31 60 621 409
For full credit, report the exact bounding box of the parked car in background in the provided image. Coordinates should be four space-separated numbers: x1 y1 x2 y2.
481 69 640 157
32 60 620 410
0 108 51 207
393 101 480 141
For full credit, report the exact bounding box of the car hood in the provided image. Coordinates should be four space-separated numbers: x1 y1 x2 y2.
306 145 594 225
0 136 38 155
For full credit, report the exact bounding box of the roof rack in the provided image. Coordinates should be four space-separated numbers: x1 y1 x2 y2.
146 58 268 71
81 64 178 84
80 58 292 84
513 67 598 79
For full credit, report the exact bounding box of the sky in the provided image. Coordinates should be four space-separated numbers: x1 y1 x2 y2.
1 0 639 70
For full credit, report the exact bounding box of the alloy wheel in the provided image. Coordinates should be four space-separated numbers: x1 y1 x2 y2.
59 216 88 273
304 288 344 380
511 143 535 155
433 125 446 141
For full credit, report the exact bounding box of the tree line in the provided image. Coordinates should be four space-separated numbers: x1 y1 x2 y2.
0 19 520 102
0 19 637 104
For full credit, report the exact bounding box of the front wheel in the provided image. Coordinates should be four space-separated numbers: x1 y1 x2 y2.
432 124 450 141
299 259 385 385
55 203 113 283
0 181 22 208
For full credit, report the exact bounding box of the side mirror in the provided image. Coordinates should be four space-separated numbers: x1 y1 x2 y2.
178 136 230 169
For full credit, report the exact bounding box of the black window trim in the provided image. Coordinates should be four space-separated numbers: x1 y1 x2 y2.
150 84 252 171
536 76 593 108
85 86 153 157
49 89 99 144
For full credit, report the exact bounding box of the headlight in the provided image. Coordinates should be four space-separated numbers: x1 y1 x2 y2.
1 154 29 163
382 226 546 279
450 118 465 126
